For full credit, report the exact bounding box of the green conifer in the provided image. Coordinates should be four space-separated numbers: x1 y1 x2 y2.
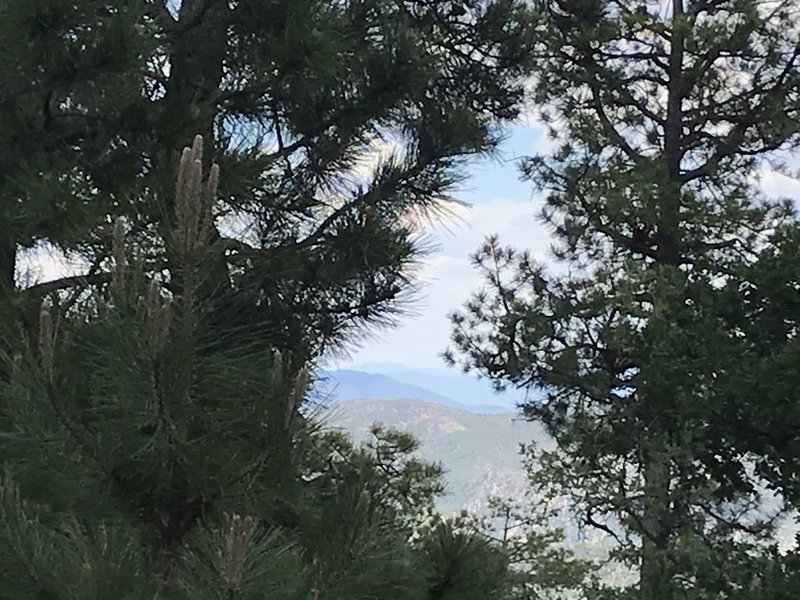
448 1 800 597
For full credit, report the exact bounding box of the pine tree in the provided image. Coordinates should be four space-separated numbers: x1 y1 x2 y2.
0 1 537 595
0 0 536 366
447 1 800 597
419 518 511 600
483 496 596 599
0 139 515 598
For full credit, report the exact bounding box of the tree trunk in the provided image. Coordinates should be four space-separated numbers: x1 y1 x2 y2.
159 0 231 301
0 231 15 294
640 432 673 600
640 4 685 595
161 0 229 166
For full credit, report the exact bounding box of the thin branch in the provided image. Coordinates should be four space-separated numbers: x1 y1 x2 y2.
585 508 624 544
22 272 112 297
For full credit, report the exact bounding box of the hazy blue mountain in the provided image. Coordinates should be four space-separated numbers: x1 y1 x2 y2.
318 369 508 414
346 362 416 374
320 369 452 404
387 369 527 411
326 362 543 411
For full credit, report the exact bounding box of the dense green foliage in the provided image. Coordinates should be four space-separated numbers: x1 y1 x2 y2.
0 0 539 597
0 136 516 599
448 0 800 597
0 0 535 356
7 0 800 596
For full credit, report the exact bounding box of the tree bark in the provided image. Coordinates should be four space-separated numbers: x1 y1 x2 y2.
658 0 686 268
0 228 15 294
640 3 686 598
640 432 673 600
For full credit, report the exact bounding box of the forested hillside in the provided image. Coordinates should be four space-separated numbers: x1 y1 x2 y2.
324 398 544 514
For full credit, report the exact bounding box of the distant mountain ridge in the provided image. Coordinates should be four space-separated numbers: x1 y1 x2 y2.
320 369 466 407
318 364 530 414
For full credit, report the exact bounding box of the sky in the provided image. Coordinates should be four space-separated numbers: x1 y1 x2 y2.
334 123 800 371
332 122 555 371
18 117 800 373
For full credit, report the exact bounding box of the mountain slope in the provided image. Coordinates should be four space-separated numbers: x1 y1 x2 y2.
322 398 645 586
321 398 549 514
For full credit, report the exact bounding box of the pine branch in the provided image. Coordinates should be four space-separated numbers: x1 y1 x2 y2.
21 273 112 297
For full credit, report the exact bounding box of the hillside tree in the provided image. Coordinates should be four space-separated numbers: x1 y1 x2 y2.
448 0 800 597
0 137 517 598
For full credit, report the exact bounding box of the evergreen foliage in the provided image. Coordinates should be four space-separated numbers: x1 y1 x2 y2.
485 497 596 599
0 0 536 364
0 0 538 597
448 0 800 597
0 138 513 598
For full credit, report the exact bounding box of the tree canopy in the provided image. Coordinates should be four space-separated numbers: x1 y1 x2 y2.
0 0 538 597
448 0 800 597
0 0 536 364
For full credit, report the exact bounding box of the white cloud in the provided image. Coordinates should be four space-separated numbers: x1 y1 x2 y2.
348 133 407 185
758 167 800 203
16 242 88 288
